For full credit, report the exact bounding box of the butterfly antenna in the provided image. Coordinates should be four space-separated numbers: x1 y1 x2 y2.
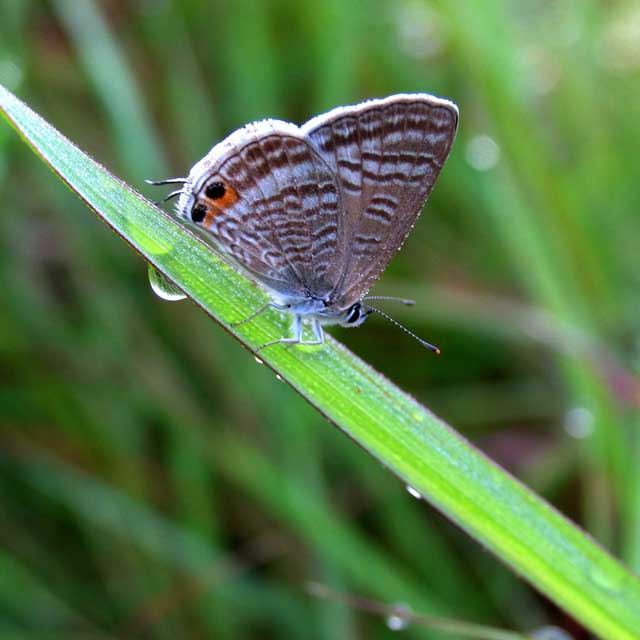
162 188 184 202
146 177 187 186
363 295 415 306
365 305 440 355
150 188 185 206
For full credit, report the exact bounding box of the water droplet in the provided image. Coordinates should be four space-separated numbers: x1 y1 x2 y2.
254 356 264 365
531 626 575 640
405 485 422 500
465 134 501 171
275 373 283 382
385 604 411 631
148 264 186 301
564 407 594 439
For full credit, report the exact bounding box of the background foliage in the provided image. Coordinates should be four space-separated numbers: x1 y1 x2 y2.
1 1 639 638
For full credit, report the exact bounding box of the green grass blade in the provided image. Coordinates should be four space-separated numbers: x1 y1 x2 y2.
1 83 639 639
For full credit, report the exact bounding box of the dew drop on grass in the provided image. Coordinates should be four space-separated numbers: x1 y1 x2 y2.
254 356 264 365
385 604 411 631
148 264 186 301
405 485 422 499
275 373 283 382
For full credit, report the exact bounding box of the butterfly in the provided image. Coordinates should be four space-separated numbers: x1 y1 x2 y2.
150 94 458 351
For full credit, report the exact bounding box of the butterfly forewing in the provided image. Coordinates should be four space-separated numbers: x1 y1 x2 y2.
303 94 458 308
192 121 345 300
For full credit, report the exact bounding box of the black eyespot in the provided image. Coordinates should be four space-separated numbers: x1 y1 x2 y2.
205 181 226 200
346 304 361 324
191 203 208 223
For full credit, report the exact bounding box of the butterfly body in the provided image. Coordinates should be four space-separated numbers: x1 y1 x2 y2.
171 93 458 349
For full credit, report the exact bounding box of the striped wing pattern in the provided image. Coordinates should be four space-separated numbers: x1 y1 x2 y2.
304 96 458 307
200 121 344 300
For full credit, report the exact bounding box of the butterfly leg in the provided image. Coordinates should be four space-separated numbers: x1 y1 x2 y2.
281 318 325 348
256 316 324 351
256 314 302 351
305 319 325 346
232 301 286 328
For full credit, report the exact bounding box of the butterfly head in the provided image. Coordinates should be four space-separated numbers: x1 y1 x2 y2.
340 302 373 328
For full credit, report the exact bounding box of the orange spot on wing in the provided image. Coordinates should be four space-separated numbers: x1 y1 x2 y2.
200 182 239 227
205 183 239 210
203 209 217 228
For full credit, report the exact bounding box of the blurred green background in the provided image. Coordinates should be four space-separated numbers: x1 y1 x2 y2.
1 1 640 638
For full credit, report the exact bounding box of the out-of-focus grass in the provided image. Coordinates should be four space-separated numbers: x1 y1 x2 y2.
1 1 639 638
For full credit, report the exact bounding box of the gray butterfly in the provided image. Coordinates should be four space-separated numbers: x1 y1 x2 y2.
151 93 458 350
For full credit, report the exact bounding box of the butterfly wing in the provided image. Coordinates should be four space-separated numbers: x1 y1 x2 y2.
303 94 458 308
178 120 345 301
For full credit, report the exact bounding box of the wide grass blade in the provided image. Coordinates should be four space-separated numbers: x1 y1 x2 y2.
1 84 639 639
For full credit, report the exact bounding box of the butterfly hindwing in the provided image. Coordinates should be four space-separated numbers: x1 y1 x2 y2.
303 94 458 307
